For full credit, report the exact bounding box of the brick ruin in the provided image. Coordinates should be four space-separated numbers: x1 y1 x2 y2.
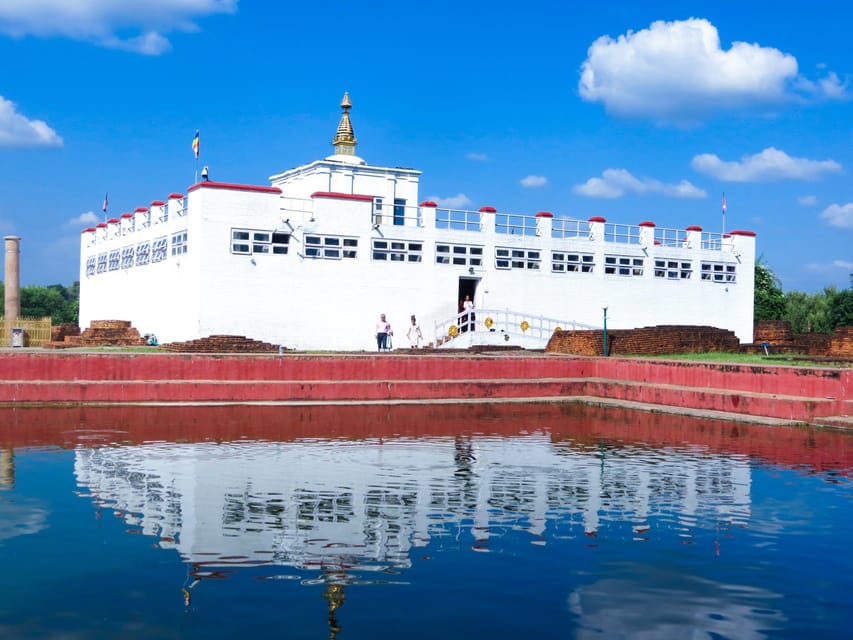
545 321 853 358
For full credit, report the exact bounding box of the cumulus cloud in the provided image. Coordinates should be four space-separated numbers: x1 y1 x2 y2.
66 211 101 227
797 195 818 207
819 203 853 229
691 147 842 182
520 175 547 188
466 152 488 161
428 193 473 209
0 96 62 147
0 0 237 55
573 168 706 199
579 18 844 123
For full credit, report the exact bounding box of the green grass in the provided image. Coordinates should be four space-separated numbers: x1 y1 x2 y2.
646 352 848 367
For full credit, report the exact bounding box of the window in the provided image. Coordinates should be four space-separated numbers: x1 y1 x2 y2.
232 228 290 255
393 198 405 226
654 259 692 280
701 261 736 283
86 256 96 276
305 235 358 260
436 244 483 267
121 246 134 269
272 232 290 255
108 250 120 271
232 230 250 254
372 239 423 263
496 247 541 270
152 236 168 263
136 241 150 266
97 253 107 274
552 252 594 273
604 255 644 277
171 231 187 256
373 197 383 226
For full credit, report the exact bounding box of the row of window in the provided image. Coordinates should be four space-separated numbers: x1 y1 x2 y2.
85 233 185 276
225 230 737 282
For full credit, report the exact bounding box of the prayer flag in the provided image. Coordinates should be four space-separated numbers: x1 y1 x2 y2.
102 192 108 213
722 193 727 213
192 130 199 158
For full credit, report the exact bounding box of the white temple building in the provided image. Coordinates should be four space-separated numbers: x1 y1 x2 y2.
78 94 756 351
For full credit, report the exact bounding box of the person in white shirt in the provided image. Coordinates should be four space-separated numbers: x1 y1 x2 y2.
407 315 423 349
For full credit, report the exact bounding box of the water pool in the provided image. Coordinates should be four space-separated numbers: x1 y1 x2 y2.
0 403 851 639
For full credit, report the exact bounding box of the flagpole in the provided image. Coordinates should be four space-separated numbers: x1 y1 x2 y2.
721 192 726 236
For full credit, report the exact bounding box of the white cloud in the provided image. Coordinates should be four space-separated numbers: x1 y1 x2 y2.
66 211 100 227
520 175 547 188
573 168 706 199
466 152 488 161
428 193 473 209
0 0 237 55
797 195 818 207
805 259 853 272
0 96 62 147
819 203 853 229
691 147 842 182
579 18 844 123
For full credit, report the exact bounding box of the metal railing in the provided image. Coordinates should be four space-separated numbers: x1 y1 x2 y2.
433 308 598 348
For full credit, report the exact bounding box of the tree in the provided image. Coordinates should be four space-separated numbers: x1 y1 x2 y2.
784 289 832 333
754 260 785 322
828 288 853 330
18 282 79 324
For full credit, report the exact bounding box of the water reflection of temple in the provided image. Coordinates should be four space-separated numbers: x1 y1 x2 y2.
73 435 752 571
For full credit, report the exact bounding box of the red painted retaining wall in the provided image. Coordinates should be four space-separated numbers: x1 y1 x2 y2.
0 353 849 424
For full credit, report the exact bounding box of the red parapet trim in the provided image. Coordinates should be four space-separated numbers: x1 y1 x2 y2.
639 220 656 227
81 227 96 233
189 181 283 195
479 206 497 213
310 191 374 202
96 223 107 228
168 193 185 199
588 216 606 223
419 200 437 207
121 213 134 219
536 211 553 218
730 229 757 237
134 207 148 213
150 200 166 206
686 225 703 231
107 218 120 224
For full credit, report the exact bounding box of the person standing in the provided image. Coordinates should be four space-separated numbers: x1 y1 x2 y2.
407 315 423 349
376 313 390 351
462 295 475 332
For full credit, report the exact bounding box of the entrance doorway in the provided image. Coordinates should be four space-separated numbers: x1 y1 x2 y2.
457 277 478 332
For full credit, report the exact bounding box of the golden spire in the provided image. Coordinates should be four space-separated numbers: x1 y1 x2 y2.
332 92 357 156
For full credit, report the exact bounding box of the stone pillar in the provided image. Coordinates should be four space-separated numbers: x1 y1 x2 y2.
4 236 21 321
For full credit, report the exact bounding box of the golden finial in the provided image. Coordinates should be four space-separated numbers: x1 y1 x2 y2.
332 92 357 156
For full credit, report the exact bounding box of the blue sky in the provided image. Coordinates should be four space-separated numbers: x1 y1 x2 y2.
0 0 851 292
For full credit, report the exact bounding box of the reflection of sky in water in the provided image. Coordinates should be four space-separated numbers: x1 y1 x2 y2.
0 499 48 543
0 426 851 639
